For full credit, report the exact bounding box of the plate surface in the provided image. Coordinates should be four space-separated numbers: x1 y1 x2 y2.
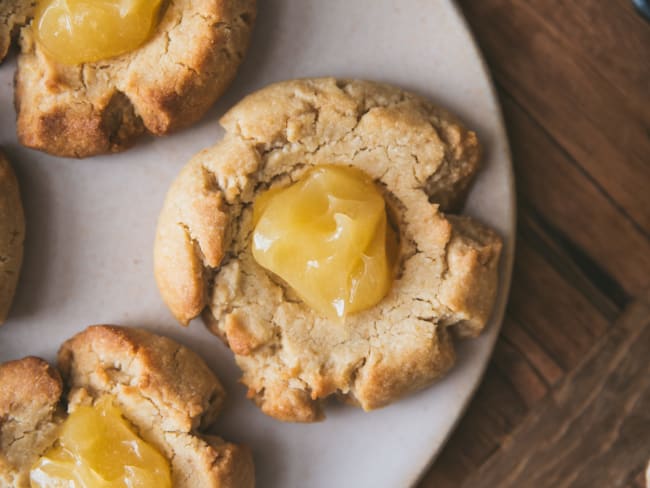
0 1 514 486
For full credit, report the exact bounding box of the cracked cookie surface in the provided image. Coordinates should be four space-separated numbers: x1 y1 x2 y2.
3 0 256 158
154 78 503 422
0 150 25 325
0 357 63 488
0 0 34 62
0 325 255 488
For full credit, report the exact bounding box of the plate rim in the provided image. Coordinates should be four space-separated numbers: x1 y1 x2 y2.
0 1 516 485
406 1 516 485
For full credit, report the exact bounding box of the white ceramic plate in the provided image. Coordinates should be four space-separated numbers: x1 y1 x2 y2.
0 1 514 486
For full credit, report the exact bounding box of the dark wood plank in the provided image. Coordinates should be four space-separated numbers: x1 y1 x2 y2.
508 239 610 370
456 369 529 466
628 466 648 488
491 329 549 409
460 292 650 488
502 89 650 297
458 0 650 230
517 207 626 319
532 0 650 114
500 316 564 386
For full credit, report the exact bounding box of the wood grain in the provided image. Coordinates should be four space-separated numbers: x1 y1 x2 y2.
459 0 650 229
421 1 650 486
529 0 650 109
507 239 609 369
503 90 650 296
461 293 650 488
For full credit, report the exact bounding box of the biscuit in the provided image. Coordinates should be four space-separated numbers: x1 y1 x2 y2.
0 357 63 488
3 0 256 158
154 78 503 422
0 150 25 325
0 325 255 487
0 0 34 62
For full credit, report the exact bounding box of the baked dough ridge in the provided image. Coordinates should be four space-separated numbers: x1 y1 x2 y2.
0 0 35 62
0 326 255 487
0 357 64 488
3 0 256 157
154 78 503 422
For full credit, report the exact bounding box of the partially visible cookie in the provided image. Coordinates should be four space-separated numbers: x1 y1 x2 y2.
0 0 34 62
154 78 503 421
7 0 256 157
0 357 64 487
0 325 255 488
0 150 25 325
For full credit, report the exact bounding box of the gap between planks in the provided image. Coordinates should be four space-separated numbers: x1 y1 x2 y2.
459 291 650 488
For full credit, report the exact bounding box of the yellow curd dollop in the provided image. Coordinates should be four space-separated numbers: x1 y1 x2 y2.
34 0 165 65
30 396 172 488
252 165 398 319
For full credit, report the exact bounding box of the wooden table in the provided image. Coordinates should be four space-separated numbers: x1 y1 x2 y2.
421 2 650 487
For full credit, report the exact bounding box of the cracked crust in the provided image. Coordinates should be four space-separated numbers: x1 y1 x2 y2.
0 150 25 325
154 78 503 422
0 357 64 487
0 326 255 488
0 0 34 62
7 0 256 158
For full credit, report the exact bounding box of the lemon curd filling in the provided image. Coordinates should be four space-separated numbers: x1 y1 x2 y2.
252 165 398 319
30 396 172 488
34 0 165 65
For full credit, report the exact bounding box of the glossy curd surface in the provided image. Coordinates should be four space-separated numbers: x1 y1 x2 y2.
34 0 165 65
252 165 398 319
30 396 172 488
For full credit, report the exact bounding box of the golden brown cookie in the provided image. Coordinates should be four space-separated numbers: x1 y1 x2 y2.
0 0 34 62
0 325 255 488
3 0 256 158
0 357 64 488
154 78 503 422
0 150 25 325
